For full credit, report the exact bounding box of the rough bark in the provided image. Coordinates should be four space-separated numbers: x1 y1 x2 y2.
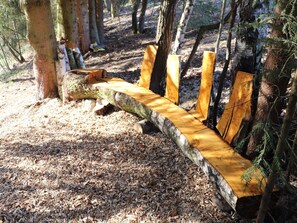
246 1 296 159
172 0 195 55
256 69 297 223
57 0 80 48
96 0 105 46
77 0 91 54
150 0 177 96
21 0 58 99
89 0 101 45
138 0 148 34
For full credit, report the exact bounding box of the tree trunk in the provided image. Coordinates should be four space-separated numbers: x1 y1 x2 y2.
180 11 231 78
132 0 140 34
256 69 297 223
96 0 105 46
150 0 177 95
77 0 91 54
232 0 269 116
110 0 119 19
172 0 195 55
89 0 101 45
21 0 58 99
246 1 296 159
57 0 80 48
138 0 148 33
104 0 111 12
212 0 238 127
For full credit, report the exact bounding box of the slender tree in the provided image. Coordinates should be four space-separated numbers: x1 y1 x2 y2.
172 0 195 55
89 0 101 45
132 0 140 34
150 0 177 95
138 0 148 33
96 0 105 45
20 0 58 99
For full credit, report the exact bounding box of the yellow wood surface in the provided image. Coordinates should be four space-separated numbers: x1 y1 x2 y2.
217 71 254 144
195 51 216 121
139 45 158 89
93 77 265 199
165 55 180 104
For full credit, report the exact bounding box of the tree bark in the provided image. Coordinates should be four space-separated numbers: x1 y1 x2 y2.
57 0 80 48
110 0 119 19
138 0 148 33
21 0 58 99
96 0 105 46
212 0 238 127
77 0 91 54
89 0 101 45
132 0 140 34
256 69 297 223
246 1 296 159
172 0 195 55
104 0 111 12
150 0 177 95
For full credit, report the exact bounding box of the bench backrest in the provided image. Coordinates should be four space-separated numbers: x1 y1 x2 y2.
139 45 180 104
194 51 216 122
216 71 253 144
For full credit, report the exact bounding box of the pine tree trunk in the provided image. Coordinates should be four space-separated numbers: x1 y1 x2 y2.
172 0 195 55
132 0 140 34
256 69 297 223
138 0 148 33
57 0 80 48
96 0 105 45
77 0 91 54
89 0 101 45
150 0 177 95
21 0 58 99
246 1 296 159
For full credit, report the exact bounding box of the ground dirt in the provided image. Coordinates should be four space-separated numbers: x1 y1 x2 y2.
0 4 253 223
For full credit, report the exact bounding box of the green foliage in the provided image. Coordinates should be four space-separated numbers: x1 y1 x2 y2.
0 0 26 73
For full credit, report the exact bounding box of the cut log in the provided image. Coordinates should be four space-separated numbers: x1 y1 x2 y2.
61 71 268 218
134 119 159 134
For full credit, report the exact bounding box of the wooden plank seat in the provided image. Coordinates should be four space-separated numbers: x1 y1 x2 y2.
63 73 266 218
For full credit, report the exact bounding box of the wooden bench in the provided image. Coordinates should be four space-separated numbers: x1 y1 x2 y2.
62 47 263 217
63 73 266 218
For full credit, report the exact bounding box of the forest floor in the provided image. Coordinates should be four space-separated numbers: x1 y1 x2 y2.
0 4 252 223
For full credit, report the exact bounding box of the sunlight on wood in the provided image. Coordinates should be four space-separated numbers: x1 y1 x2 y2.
139 45 158 89
195 51 216 121
165 55 180 104
217 71 254 144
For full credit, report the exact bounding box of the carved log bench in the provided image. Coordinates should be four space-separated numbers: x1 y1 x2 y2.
62 73 266 218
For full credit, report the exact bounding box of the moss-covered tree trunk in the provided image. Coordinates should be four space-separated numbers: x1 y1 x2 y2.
21 0 58 99
150 0 177 96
